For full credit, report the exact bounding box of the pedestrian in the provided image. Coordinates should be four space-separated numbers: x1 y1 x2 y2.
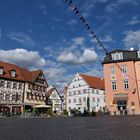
120 106 123 115
124 108 128 115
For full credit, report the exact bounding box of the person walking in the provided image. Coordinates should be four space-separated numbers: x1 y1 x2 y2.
120 106 123 115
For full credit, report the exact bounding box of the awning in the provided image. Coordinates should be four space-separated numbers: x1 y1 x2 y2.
34 104 51 108
113 93 128 104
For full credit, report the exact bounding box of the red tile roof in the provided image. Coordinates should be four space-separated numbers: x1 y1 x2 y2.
31 70 42 82
46 88 55 97
80 73 105 90
0 61 42 82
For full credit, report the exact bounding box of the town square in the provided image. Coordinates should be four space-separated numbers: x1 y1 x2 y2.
0 0 140 139
0 116 140 140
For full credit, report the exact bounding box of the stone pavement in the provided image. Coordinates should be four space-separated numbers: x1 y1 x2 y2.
0 116 140 140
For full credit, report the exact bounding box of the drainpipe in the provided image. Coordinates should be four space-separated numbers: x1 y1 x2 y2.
133 62 140 111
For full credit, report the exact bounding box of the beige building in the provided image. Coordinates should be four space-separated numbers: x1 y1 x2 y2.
23 69 48 111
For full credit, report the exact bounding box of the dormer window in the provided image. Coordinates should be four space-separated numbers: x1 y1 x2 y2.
111 52 123 60
137 51 140 58
11 70 16 77
0 67 3 75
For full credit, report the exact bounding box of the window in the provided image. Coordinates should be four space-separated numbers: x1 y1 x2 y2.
111 52 123 60
5 94 10 101
73 98 76 103
13 82 17 89
0 80 4 87
110 66 115 74
93 97 95 102
37 86 40 91
97 98 100 102
69 92 71 96
124 80 129 89
79 84 81 87
19 83 22 90
83 89 86 93
78 90 81 94
79 98 81 103
11 70 16 77
83 97 86 102
41 86 44 92
137 51 140 58
92 89 95 93
12 94 16 101
96 90 99 94
0 67 3 75
68 99 71 103
73 91 76 95
111 81 117 90
122 65 127 73
28 84 31 89
7 81 11 88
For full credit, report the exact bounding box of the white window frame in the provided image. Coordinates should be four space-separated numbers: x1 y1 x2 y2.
124 80 129 89
137 51 140 58
11 70 16 77
0 68 3 75
122 65 127 73
111 81 117 90
111 52 123 60
110 66 115 74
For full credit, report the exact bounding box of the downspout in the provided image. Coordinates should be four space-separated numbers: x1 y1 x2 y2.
133 61 140 111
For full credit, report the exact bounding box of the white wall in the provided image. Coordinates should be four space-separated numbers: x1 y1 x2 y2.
66 73 105 115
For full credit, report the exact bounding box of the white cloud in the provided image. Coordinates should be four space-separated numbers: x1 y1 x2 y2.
128 16 140 25
86 68 103 78
66 19 78 25
0 48 46 68
44 67 69 90
80 0 109 17
44 67 66 80
101 35 114 43
39 4 48 15
72 37 85 46
57 49 98 65
123 29 140 49
7 32 36 47
106 0 139 13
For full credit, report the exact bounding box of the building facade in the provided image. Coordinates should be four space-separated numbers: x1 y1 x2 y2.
63 86 68 110
46 85 62 114
23 70 48 110
66 73 105 115
103 49 140 115
0 61 48 115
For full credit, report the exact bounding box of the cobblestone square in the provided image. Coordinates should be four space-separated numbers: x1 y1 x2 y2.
0 116 140 140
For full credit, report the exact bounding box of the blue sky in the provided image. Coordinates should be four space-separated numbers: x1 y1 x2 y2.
0 0 140 91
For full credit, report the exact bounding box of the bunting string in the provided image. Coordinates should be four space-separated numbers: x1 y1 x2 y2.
64 0 108 54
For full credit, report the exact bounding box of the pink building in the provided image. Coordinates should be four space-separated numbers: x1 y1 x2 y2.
103 49 140 115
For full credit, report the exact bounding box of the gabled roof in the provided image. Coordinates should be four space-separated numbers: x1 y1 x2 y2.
80 73 105 90
31 70 42 82
0 61 45 83
46 85 61 99
46 88 55 97
0 61 25 81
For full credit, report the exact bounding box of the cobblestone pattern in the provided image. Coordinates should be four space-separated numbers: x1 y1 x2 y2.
0 116 140 140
